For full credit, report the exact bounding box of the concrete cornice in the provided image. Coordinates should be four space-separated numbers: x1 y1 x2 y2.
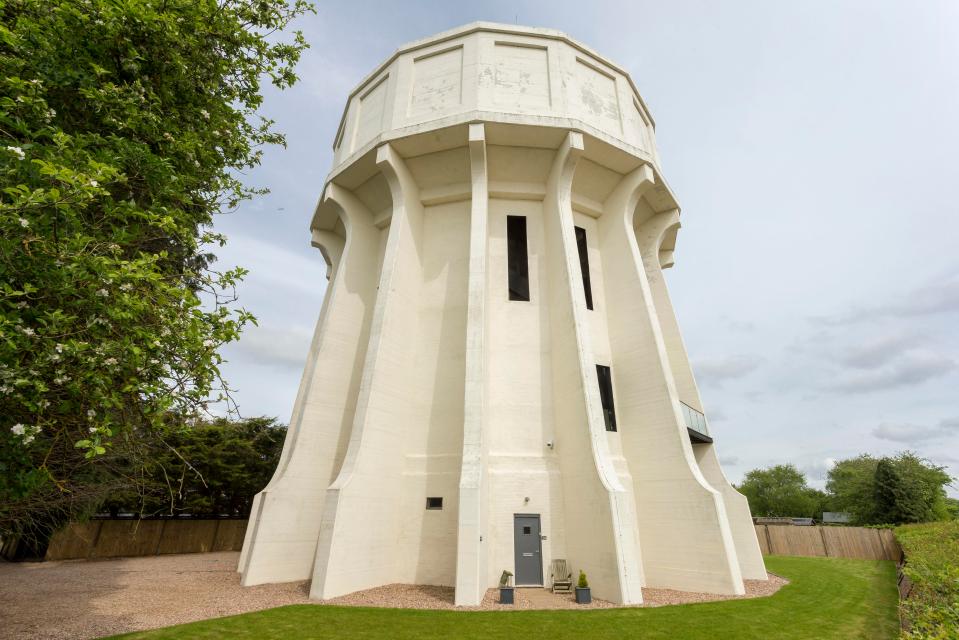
330 22 657 152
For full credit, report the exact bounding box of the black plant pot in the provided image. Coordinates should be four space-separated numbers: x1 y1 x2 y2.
575 586 591 604
499 587 514 604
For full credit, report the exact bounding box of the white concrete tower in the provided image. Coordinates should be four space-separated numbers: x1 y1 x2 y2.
238 22 767 606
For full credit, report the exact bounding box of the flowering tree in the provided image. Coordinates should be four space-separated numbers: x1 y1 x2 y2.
0 0 312 541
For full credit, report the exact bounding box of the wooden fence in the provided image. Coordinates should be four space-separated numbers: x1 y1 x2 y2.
42 520 898 563
44 519 248 561
755 524 901 561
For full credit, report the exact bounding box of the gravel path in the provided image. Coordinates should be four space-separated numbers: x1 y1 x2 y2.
0 552 787 639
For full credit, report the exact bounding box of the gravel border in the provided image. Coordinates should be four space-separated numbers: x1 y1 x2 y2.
0 552 788 639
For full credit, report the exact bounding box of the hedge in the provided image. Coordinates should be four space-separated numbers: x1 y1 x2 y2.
895 521 959 639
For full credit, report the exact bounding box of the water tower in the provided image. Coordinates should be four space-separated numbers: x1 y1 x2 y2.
238 22 766 605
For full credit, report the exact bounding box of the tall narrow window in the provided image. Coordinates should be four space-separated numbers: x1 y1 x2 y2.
507 215 530 301
596 365 617 432
574 226 593 310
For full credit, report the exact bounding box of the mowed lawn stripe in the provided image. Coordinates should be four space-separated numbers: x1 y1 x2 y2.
113 556 899 640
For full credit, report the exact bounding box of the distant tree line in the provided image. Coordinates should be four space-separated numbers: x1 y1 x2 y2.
736 452 958 525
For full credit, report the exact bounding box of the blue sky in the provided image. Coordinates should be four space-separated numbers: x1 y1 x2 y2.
211 1 959 494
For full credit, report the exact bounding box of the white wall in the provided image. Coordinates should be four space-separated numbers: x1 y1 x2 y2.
239 188 382 586
486 198 567 587
595 172 745 595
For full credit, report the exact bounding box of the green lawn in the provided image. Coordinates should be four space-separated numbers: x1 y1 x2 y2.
114 556 899 640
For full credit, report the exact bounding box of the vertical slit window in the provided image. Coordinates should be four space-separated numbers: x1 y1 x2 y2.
507 215 530 301
596 365 617 432
575 226 593 310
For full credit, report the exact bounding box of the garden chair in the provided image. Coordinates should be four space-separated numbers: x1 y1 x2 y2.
550 559 573 593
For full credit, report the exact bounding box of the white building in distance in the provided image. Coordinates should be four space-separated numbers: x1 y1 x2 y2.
238 22 767 606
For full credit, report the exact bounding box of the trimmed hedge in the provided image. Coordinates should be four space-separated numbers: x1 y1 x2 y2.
895 521 959 639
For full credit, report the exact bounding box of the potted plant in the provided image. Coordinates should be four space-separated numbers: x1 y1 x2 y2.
575 570 591 604
499 570 514 604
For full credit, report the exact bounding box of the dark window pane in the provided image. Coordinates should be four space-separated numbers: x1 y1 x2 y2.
523 526 531 535
426 497 443 510
575 226 593 310
596 364 617 432
507 215 530 301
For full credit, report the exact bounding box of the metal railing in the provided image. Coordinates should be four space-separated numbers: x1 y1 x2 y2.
681 401 710 439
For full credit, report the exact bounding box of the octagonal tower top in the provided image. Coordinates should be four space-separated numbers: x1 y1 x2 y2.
331 22 661 173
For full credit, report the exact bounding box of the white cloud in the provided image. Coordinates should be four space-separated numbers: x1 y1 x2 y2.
873 418 959 444
831 352 955 393
225 324 314 370
695 355 762 386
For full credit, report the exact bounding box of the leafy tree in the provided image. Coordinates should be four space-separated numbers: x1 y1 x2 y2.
103 417 286 517
828 452 953 525
825 454 879 523
0 0 312 542
736 464 825 518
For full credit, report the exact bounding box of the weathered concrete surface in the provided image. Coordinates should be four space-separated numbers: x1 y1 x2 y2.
241 22 764 606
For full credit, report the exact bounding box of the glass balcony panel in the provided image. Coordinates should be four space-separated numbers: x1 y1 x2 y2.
681 401 709 438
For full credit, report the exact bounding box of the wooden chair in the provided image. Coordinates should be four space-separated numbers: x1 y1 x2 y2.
550 559 573 593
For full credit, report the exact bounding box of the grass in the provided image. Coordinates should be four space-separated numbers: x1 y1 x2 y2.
113 556 899 640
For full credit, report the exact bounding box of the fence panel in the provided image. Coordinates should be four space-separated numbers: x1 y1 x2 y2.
45 521 103 561
766 524 827 556
754 524 900 561
755 524 769 555
44 519 247 561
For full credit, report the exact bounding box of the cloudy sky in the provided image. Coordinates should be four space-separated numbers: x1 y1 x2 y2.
211 1 959 495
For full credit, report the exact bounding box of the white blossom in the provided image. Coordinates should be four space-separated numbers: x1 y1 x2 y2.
89 426 97 434
19 217 29 227
120 283 133 292
87 409 96 418
200 109 210 119
96 288 109 297
203 339 215 347
11 424 25 436
55 343 64 353
50 353 61 362
21 327 35 336
6 146 25 160
15 301 28 309
89 180 99 187
104 357 118 366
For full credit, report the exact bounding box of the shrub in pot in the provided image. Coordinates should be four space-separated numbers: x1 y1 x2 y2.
575 570 591 604
499 570 514 604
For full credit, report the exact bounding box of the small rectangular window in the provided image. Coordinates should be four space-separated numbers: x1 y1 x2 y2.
596 365 617 432
426 497 443 510
507 215 530 301
575 226 593 310
523 526 532 535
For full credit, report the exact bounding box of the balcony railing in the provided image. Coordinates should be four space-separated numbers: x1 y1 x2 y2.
681 402 712 444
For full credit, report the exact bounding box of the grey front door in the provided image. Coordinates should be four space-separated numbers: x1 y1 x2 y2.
513 514 543 586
